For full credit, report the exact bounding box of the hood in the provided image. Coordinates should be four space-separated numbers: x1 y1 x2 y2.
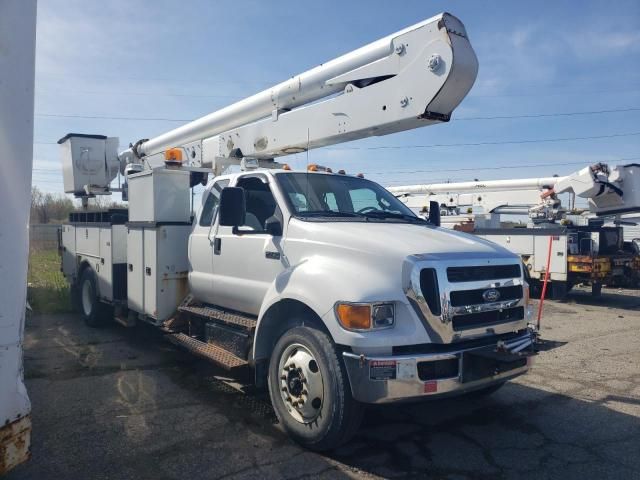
286 219 518 262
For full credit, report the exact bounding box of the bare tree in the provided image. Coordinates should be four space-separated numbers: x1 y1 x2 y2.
89 195 125 210
30 186 76 224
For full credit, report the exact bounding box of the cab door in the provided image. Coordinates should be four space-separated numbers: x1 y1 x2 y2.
188 179 228 303
210 174 285 315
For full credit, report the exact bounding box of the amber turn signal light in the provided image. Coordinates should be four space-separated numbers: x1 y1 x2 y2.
336 303 371 330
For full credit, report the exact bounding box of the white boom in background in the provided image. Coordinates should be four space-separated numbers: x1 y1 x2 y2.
388 162 640 219
0 0 36 474
390 176 561 194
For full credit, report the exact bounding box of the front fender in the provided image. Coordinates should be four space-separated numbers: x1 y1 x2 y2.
256 255 431 356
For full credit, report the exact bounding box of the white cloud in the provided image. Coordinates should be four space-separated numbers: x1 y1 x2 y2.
469 16 640 98
564 31 640 58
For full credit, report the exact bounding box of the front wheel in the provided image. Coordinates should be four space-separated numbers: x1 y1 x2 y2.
268 326 363 451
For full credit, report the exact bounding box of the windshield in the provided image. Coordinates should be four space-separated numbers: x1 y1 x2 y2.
275 172 422 222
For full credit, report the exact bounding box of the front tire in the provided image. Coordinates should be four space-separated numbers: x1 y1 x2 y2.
268 326 363 451
79 268 109 327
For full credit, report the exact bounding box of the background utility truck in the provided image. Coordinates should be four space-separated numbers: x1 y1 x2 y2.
389 163 640 298
59 13 536 450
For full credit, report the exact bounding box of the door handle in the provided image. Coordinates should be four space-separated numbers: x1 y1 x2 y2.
214 237 222 255
265 251 281 260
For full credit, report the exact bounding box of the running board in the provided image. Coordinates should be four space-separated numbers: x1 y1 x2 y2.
166 332 248 369
178 295 257 331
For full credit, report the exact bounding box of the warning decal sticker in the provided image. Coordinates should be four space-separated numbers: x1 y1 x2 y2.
369 360 397 381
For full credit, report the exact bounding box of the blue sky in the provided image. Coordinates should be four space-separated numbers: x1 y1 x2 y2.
33 0 640 197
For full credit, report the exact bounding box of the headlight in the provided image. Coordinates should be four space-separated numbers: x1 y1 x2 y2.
335 302 395 331
372 303 395 328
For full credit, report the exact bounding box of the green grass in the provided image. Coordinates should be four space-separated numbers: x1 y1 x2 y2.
28 249 72 314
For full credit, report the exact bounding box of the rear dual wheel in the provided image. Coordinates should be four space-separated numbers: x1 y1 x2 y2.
268 325 363 451
78 268 111 327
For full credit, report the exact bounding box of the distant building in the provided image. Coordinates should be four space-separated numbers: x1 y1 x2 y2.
604 215 640 242
621 216 640 242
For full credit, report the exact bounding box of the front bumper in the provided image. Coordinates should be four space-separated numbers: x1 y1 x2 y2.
343 331 534 404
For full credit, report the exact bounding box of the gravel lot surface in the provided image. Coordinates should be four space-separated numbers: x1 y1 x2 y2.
7 287 640 479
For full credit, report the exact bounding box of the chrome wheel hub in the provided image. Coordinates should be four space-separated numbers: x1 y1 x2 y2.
278 343 324 424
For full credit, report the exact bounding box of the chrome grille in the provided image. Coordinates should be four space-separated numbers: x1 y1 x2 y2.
449 285 523 307
405 255 529 344
419 268 441 315
452 306 524 331
447 264 521 282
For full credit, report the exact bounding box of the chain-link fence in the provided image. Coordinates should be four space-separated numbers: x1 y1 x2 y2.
30 224 61 250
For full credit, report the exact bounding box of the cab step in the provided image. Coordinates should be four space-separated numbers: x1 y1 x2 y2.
178 296 257 331
166 332 248 369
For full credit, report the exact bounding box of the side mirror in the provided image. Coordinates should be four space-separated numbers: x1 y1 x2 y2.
428 200 441 227
264 216 283 237
219 187 246 227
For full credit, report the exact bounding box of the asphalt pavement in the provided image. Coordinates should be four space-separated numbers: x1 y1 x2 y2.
7 287 640 479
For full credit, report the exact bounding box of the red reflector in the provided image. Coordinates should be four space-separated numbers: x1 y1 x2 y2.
424 381 438 393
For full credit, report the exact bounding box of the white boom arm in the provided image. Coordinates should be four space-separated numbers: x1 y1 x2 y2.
388 163 640 218
119 12 478 170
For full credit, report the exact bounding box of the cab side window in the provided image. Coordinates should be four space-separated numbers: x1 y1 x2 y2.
199 180 229 226
236 176 277 232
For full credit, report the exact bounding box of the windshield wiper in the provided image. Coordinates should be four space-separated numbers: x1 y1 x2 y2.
298 210 362 218
360 211 429 223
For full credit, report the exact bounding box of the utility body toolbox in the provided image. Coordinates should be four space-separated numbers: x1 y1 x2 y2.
60 209 128 302
126 223 191 323
125 167 193 323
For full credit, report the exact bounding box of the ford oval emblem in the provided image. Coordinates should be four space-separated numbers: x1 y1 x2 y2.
482 288 500 302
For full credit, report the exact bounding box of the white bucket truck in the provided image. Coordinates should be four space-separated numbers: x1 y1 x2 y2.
58 13 536 450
